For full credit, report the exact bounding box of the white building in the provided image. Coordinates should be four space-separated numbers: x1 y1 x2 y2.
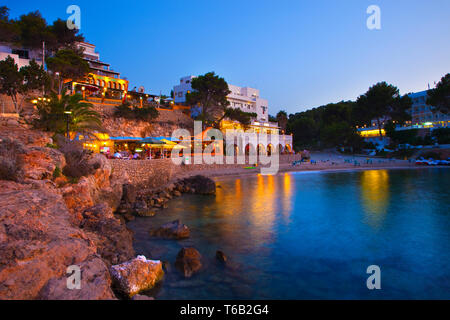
76 42 122 79
0 44 43 69
173 76 196 104
408 90 449 127
173 75 293 153
173 75 269 122
227 84 268 122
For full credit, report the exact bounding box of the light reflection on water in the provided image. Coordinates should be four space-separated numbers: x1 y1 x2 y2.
360 170 390 229
128 168 450 299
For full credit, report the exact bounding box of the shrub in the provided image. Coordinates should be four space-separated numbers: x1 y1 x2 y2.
0 137 26 181
46 143 58 149
114 102 159 121
52 166 61 179
57 137 96 178
432 128 450 144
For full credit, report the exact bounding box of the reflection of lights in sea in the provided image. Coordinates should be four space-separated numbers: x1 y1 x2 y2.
360 170 390 228
281 173 293 221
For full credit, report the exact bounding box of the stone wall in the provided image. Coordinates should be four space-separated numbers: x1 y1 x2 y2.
109 154 302 189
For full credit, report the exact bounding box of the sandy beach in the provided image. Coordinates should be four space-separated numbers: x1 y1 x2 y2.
184 151 425 179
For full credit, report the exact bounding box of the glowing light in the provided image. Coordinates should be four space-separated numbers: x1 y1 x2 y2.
358 129 385 137
360 170 390 229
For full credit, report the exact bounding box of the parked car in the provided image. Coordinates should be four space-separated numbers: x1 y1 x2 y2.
415 158 428 165
415 157 436 166
435 159 450 166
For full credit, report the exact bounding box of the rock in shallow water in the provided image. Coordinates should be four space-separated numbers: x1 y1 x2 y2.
216 250 227 263
150 220 190 239
110 255 164 298
175 247 202 278
181 175 216 195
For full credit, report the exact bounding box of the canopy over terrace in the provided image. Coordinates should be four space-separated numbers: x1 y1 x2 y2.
110 136 143 156
111 136 183 159
152 136 180 142
72 132 114 154
141 137 183 158
141 137 165 144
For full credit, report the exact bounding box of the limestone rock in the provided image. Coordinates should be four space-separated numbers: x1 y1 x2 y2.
173 190 182 197
110 255 164 298
38 256 116 300
182 175 216 195
80 204 135 266
175 247 202 278
150 220 190 239
0 186 115 300
19 146 66 180
216 250 227 263
132 294 155 300
122 184 137 203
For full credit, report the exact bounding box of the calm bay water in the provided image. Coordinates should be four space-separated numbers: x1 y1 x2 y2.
128 168 450 299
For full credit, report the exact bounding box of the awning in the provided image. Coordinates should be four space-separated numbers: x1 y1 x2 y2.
160 139 177 145
162 144 188 149
110 137 142 142
141 137 165 144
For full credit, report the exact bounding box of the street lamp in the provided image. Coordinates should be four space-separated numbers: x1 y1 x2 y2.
55 72 61 97
64 111 72 139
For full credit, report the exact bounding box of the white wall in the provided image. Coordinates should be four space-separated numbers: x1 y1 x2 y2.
0 45 43 69
0 52 43 69
173 76 196 103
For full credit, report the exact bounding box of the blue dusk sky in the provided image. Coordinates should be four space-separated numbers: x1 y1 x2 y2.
5 0 450 115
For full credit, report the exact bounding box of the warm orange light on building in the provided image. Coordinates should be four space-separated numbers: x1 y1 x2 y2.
358 129 385 138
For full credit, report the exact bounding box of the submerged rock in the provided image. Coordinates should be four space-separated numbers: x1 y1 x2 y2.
150 220 190 239
175 247 202 278
137 210 156 217
216 250 227 263
134 200 156 217
173 190 182 197
110 255 164 298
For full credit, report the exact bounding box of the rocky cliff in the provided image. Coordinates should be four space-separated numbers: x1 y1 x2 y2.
0 122 134 299
96 105 194 137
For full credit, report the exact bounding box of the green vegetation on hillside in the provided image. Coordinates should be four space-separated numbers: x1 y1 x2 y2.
0 6 84 51
34 92 102 134
114 102 160 122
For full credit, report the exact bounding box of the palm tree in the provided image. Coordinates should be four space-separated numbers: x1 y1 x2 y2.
35 92 103 135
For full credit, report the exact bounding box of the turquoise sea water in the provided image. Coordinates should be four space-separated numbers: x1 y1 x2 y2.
128 168 450 299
